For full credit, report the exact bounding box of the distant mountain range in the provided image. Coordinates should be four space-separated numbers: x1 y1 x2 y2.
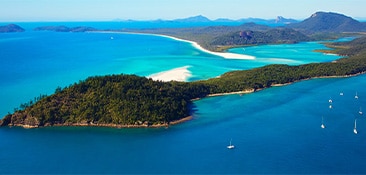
117 15 299 26
34 26 97 32
3 11 366 34
119 11 366 51
177 12 366 33
214 16 298 25
117 12 366 31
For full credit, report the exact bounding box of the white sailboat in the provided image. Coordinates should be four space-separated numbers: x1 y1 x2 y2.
355 92 359 99
340 92 344 96
227 139 235 149
359 107 363 115
321 116 326 129
354 119 358 134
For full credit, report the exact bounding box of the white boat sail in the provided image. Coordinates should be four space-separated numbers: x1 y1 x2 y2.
321 116 325 129
354 119 358 134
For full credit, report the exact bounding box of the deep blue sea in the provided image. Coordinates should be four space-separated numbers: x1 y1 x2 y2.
1 22 365 174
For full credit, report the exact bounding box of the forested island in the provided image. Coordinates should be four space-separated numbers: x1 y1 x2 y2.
1 12 366 128
34 26 97 32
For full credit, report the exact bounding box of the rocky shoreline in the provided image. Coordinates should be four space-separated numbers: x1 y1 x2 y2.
2 116 193 129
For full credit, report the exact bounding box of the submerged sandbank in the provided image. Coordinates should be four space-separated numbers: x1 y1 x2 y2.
147 66 192 82
93 31 255 60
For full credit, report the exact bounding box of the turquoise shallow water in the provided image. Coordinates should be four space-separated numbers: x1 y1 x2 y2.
0 22 363 174
0 28 342 117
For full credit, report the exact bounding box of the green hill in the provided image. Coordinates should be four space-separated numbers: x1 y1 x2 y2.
0 75 210 128
287 12 366 33
211 28 311 46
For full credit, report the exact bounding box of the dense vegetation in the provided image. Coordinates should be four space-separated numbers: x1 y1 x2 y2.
203 37 366 93
0 75 210 127
210 28 311 46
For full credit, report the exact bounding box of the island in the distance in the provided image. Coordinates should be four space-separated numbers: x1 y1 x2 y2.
0 24 25 33
1 12 366 128
34 26 97 32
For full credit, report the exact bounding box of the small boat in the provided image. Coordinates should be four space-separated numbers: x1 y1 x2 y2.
359 107 363 115
329 104 332 109
321 116 326 129
354 119 358 134
340 92 344 96
328 99 333 103
110 36 114 40
355 92 359 99
227 139 235 149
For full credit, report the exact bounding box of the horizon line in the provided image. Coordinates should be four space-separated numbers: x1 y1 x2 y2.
1 13 366 23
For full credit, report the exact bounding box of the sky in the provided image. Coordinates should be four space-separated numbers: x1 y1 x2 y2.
1 0 366 21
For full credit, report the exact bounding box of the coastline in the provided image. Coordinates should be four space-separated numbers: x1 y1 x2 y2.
5 72 365 129
7 116 194 129
155 34 256 60
209 71 366 97
91 31 255 60
207 89 256 97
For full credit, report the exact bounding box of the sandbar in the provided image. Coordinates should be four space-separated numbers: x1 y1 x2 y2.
93 31 255 60
157 34 256 60
147 66 192 82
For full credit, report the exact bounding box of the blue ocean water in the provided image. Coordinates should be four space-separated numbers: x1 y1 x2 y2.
0 24 343 117
0 22 364 174
1 75 366 174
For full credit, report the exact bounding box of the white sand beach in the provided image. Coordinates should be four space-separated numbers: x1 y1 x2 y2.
156 34 256 60
95 31 255 60
147 66 192 82
92 31 256 81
